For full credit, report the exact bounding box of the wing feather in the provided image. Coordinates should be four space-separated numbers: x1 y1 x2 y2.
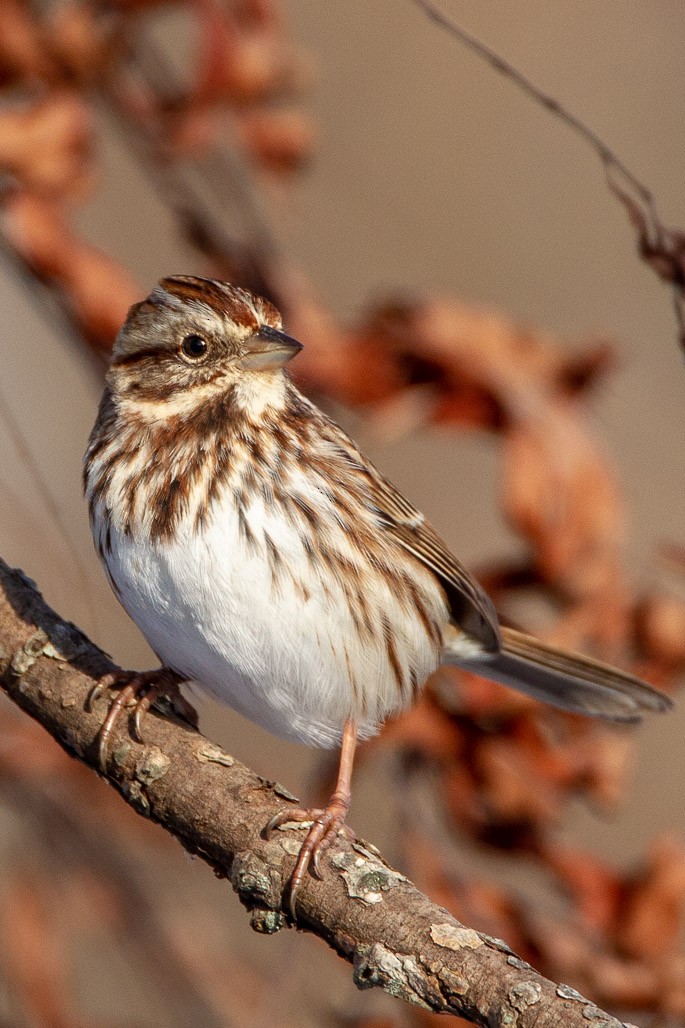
382 512 501 652
328 436 501 652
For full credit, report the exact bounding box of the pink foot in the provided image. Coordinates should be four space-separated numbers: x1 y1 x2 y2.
86 668 196 771
266 796 353 917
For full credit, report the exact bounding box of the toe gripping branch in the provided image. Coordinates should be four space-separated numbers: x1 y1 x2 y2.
87 672 357 921
265 718 358 918
86 668 195 772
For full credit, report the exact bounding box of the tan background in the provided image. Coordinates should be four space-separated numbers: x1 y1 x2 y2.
0 1 683 1022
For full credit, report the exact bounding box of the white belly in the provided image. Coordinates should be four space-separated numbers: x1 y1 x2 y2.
101 486 443 748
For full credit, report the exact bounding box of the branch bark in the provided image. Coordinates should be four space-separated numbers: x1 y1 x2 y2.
0 557 635 1027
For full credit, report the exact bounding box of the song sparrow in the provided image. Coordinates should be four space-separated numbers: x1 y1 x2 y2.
84 275 671 914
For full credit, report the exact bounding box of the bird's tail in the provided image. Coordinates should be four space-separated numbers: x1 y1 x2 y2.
443 625 672 723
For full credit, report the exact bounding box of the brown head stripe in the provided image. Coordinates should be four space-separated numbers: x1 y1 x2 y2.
160 277 261 331
111 347 171 368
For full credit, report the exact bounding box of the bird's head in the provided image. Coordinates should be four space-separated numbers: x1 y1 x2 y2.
108 276 303 417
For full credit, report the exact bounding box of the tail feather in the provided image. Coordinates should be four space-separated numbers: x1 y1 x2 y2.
444 625 672 723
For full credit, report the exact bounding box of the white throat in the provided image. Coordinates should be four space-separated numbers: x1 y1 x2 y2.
232 371 287 420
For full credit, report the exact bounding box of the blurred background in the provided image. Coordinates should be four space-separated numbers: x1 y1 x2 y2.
0 1 684 1025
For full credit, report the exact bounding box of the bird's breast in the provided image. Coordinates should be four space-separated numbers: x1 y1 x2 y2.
95 472 447 748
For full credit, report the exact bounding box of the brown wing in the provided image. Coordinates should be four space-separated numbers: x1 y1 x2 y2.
318 411 501 652
366 471 501 651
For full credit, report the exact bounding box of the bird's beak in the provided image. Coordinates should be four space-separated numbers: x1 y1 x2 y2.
238 325 304 371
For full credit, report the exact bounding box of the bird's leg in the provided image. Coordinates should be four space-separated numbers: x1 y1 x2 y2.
266 718 358 918
86 668 197 772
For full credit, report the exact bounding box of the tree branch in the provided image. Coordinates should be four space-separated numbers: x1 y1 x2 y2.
0 557 635 1027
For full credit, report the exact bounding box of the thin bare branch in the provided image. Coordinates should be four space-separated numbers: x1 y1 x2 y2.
410 0 685 354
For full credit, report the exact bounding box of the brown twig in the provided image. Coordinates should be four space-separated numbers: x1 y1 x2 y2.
0 556 636 1028
410 0 685 355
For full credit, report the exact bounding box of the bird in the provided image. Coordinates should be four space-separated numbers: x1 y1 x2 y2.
83 275 672 915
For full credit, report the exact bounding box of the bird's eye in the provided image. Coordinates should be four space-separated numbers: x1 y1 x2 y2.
180 334 208 360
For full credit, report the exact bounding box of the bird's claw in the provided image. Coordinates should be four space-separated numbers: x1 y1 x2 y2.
84 678 107 712
85 668 192 772
265 800 352 918
264 808 313 838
